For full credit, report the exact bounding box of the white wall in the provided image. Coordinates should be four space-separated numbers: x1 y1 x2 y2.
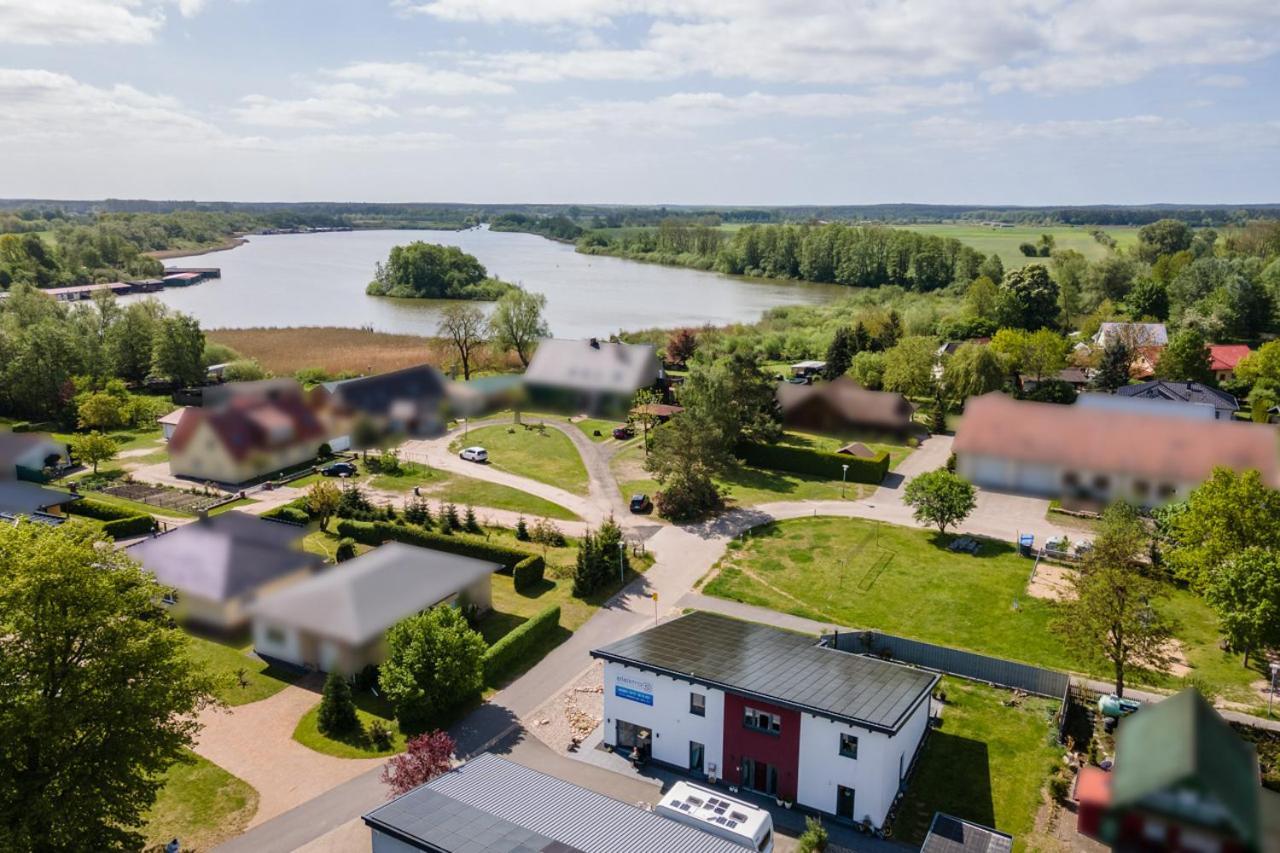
602 661 725 778
252 618 303 667
796 695 930 828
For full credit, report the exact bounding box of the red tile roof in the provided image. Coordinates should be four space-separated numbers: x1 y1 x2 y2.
954 393 1280 487
1208 344 1251 372
169 395 325 461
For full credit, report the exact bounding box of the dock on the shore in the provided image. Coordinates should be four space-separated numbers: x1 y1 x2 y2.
162 267 221 285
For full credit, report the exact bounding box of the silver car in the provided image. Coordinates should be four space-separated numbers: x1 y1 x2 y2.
459 446 488 463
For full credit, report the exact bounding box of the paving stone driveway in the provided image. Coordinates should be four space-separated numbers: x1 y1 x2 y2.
193 675 386 828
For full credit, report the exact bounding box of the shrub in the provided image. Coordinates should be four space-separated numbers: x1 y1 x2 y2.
101 515 158 539
735 441 890 484
463 505 481 534
318 442 332 459
336 520 537 571
65 497 135 522
381 606 485 728
336 537 357 562
530 517 565 547
515 516 529 541
512 554 545 591
797 816 828 853
262 504 309 525
368 719 393 751
318 670 359 736
482 605 560 682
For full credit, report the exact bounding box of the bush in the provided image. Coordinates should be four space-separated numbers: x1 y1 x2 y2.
512 554 545 592
368 719 393 751
262 504 310 525
318 442 332 459
101 514 158 539
318 670 360 736
66 498 137 522
336 537 358 562
734 441 890 484
336 520 537 571
482 605 560 682
530 517 565 547
515 516 529 541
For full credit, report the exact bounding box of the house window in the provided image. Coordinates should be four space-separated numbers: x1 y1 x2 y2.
839 733 858 759
743 706 781 734
690 692 706 717
265 626 287 646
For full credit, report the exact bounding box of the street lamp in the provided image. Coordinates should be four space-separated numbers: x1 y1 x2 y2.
618 541 625 585
1270 663 1279 719
841 464 849 499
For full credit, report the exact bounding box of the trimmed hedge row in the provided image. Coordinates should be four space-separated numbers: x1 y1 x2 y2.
67 498 157 539
262 504 310 525
68 497 138 521
735 440 890 484
102 515 158 538
512 555 545 592
482 604 561 683
335 520 538 572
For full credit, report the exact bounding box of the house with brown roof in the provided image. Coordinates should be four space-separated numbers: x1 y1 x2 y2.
168 382 328 485
776 377 916 437
954 393 1280 507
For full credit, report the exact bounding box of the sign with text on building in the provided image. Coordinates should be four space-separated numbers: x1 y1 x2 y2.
615 674 654 706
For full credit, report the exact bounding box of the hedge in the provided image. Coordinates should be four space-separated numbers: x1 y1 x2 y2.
335 520 539 572
102 515 158 538
735 440 890 484
512 555 545 592
482 604 561 682
67 498 138 521
262 504 310 525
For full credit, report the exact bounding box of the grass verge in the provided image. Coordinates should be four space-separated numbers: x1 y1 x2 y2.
143 750 258 851
450 424 589 495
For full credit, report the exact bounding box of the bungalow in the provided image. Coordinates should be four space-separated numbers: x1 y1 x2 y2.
167 386 327 485
0 432 68 481
249 543 500 673
1093 322 1168 350
157 407 188 441
324 363 450 442
1115 380 1239 421
1076 689 1275 853
523 338 663 417
954 393 1279 507
126 511 323 631
1208 344 1251 383
0 480 80 523
776 377 916 437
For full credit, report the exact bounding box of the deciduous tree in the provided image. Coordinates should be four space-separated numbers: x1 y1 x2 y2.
437 303 487 381
902 469 976 534
1163 468 1280 591
381 730 456 797
1204 547 1280 667
1157 327 1213 385
942 342 1005 407
380 606 485 728
995 264 1059 331
306 480 342 531
488 288 548 367
71 430 117 474
150 312 206 386
882 335 938 397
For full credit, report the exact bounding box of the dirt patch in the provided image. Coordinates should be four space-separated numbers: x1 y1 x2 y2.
524 662 604 754
1027 562 1077 602
1027 788 1108 853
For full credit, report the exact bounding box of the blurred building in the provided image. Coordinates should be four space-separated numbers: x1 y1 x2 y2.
322 364 450 444
127 511 323 631
0 432 67 481
523 338 663 417
776 376 916 437
954 393 1279 507
1076 689 1275 853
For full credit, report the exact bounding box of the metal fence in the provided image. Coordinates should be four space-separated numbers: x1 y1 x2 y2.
822 629 1070 698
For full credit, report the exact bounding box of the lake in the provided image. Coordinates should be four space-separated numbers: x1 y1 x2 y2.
131 227 846 338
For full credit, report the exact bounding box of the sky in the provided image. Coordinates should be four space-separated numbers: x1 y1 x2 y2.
0 0 1278 205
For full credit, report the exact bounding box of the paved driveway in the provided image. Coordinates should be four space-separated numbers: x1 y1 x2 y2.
193 676 385 828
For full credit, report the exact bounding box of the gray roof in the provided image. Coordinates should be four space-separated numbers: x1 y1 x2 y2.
127 512 320 602
1116 380 1239 413
363 753 745 853
524 339 660 395
0 481 79 516
921 814 1013 853
248 543 500 645
0 432 64 469
592 611 937 733
328 364 448 416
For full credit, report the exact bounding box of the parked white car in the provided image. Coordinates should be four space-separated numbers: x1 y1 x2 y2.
459 446 488 463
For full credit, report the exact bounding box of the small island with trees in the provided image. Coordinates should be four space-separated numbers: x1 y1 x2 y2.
365 241 515 301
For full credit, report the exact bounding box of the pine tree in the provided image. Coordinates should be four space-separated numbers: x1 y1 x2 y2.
822 326 854 380
444 502 461 531
930 385 947 434
463 505 481 534
850 321 871 354
596 516 629 591
878 310 903 350
318 670 359 735
572 530 599 597
515 516 530 541
1093 339 1132 392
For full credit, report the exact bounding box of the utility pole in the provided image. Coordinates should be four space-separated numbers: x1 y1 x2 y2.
618 541 625 585
841 464 849 499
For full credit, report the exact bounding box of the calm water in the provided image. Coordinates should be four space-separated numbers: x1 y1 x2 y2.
127 227 846 338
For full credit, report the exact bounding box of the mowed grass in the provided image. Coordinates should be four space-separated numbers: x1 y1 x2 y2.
703 516 1246 697
206 327 520 378
903 223 1138 269
332 459 579 520
893 679 1060 850
451 424 589 495
293 691 407 759
183 632 297 706
777 430 913 470
574 417 628 442
143 751 258 852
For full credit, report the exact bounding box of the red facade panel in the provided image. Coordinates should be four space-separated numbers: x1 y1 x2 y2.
722 692 801 801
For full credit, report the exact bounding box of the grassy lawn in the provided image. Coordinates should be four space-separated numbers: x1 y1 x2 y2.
703 516 1245 698
612 442 877 508
449 424 589 495
293 691 407 759
184 632 297 706
371 461 580 520
902 223 1138 270
893 679 1060 850
777 430 913 470
574 417 627 442
209 497 258 516
71 488 198 520
143 751 258 852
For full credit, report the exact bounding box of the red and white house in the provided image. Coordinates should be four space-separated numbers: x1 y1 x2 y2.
591 611 937 828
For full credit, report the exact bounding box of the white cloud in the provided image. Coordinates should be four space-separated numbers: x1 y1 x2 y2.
232 130 455 152
0 67 215 140
233 94 397 128
910 114 1280 151
409 104 478 119
330 62 514 96
0 0 221 45
1198 73 1248 88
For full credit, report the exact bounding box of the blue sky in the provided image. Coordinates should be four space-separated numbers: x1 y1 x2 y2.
0 0 1277 205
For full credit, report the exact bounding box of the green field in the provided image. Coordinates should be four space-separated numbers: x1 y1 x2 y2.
143 751 258 851
450 424 589 495
903 223 1138 269
703 517 1259 704
893 679 1060 850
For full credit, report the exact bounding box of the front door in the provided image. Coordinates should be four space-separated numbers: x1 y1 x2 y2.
615 720 651 757
743 758 777 796
837 785 855 821
689 741 704 774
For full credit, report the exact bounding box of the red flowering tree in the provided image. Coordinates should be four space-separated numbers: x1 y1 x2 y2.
665 328 698 366
381 730 456 797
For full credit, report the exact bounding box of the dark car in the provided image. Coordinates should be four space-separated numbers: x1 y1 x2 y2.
612 425 635 440
321 461 357 477
629 493 652 514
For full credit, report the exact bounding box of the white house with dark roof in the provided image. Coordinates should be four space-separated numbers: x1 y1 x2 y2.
590 611 937 829
249 542 500 673
523 338 662 416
